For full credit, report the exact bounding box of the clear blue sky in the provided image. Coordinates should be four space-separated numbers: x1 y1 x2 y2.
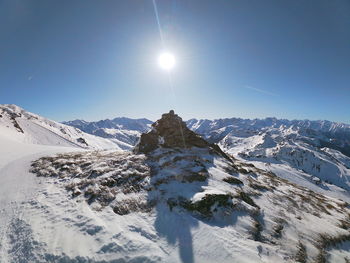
1 0 350 123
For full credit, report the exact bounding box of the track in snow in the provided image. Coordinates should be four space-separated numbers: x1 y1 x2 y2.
0 145 79 262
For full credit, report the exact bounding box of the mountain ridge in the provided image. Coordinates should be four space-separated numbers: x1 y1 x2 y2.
0 104 125 150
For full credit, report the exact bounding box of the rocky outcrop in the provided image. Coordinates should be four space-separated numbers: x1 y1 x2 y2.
134 110 231 160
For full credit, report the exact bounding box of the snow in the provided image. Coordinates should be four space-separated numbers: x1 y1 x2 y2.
23 146 350 262
63 116 152 149
1 106 350 262
0 104 122 150
187 117 350 203
0 136 81 261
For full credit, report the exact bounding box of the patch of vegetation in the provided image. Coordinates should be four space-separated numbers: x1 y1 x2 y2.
315 248 327 263
295 241 307 263
83 185 116 205
153 176 174 187
183 171 208 183
338 219 350 230
171 194 234 217
272 218 286 238
315 233 350 263
249 182 270 191
113 199 155 215
337 201 349 209
31 151 151 209
251 217 263 241
243 163 255 168
13 119 24 133
284 195 300 210
223 177 243 185
167 196 189 211
237 191 259 208
223 165 238 175
294 190 342 216
237 168 250 174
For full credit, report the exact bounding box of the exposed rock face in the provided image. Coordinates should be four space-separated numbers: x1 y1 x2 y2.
134 110 230 159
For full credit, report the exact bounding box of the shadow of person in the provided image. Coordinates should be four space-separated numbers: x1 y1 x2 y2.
154 202 197 263
144 143 244 263
145 149 220 263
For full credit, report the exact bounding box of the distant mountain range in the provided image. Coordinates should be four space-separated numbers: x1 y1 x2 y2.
64 116 350 157
63 118 152 147
187 117 350 195
64 115 350 198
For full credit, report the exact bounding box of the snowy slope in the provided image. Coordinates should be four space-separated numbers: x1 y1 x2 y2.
24 147 350 262
187 117 350 201
0 133 84 262
1 110 350 262
0 104 127 150
187 117 350 157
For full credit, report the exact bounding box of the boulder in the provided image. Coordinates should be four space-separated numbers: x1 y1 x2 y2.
134 110 231 161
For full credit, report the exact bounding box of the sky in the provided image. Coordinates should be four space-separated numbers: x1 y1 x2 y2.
1 0 350 123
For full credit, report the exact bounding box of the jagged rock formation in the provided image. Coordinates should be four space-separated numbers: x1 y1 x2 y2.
134 110 229 158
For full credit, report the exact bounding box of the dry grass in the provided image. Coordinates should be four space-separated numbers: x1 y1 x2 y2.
251 217 263 241
223 177 243 185
315 233 350 263
295 241 307 263
31 151 151 209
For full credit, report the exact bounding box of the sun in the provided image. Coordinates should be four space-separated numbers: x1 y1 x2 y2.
158 52 175 71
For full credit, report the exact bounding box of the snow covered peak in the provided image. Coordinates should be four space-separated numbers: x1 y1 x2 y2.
1 104 24 113
63 115 153 148
63 116 152 133
187 117 350 137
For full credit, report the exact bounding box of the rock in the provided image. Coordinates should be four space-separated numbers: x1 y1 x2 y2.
134 110 232 161
77 137 88 146
134 110 207 153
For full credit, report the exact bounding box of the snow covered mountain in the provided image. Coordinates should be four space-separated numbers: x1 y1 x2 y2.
21 111 350 262
187 117 350 157
62 114 350 200
63 117 152 147
0 104 129 150
1 109 350 262
187 117 350 201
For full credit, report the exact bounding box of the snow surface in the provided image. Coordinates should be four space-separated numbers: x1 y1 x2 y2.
0 104 124 150
0 135 82 262
20 147 350 262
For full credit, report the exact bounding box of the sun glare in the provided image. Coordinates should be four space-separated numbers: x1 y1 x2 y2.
158 52 175 71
